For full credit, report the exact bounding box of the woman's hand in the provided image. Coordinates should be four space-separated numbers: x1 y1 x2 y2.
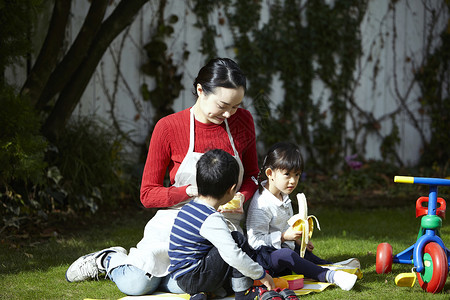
259 273 276 291
186 185 198 197
282 226 303 243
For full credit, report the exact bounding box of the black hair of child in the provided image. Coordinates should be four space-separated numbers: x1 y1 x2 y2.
196 149 239 199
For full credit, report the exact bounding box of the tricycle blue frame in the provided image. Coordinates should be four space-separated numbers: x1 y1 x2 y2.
376 176 450 293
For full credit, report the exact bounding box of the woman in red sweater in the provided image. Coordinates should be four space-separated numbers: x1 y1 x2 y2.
140 61 259 208
66 58 259 297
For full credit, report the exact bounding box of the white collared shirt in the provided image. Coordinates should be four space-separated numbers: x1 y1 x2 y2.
246 180 295 250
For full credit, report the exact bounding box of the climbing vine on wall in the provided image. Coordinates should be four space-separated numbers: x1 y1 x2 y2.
415 9 450 167
141 0 189 144
191 0 219 61
146 0 447 173
219 0 367 172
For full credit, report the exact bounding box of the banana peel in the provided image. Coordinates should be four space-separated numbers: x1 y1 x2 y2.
287 193 320 258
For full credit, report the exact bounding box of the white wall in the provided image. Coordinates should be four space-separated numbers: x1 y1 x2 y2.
6 0 448 166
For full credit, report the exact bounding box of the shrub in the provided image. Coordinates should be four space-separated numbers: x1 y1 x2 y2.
0 86 48 231
0 97 140 233
46 117 140 214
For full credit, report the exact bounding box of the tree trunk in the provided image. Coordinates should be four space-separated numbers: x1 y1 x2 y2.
42 0 149 141
35 0 110 110
20 0 71 105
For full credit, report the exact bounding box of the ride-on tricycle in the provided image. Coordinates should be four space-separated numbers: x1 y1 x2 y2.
376 176 450 293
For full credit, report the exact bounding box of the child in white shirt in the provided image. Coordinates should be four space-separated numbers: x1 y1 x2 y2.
246 142 359 291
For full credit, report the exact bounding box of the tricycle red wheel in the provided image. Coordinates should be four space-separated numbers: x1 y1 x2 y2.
376 242 393 274
416 242 448 293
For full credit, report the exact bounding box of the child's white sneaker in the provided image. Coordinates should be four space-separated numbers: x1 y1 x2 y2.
333 271 357 291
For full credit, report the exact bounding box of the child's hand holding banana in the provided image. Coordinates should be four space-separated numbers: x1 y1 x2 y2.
287 193 320 258
282 226 303 243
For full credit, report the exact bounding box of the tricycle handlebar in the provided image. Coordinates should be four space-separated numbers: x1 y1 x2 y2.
394 176 450 186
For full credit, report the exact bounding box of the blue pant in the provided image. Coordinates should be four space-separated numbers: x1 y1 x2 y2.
175 245 232 294
105 253 184 296
175 231 258 294
270 248 330 282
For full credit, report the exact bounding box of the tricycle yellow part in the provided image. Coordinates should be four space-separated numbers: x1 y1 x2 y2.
394 176 414 184
394 272 416 287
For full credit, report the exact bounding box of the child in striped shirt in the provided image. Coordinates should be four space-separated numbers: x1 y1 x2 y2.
168 149 299 300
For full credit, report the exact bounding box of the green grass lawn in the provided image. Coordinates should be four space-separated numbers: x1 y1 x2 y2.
1 206 450 299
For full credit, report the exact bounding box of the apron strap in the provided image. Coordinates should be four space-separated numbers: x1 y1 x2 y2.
188 108 195 153
224 119 239 157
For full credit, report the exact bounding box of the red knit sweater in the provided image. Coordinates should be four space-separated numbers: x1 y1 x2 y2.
140 107 259 208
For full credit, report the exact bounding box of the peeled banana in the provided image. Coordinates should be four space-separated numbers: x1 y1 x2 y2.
287 193 320 258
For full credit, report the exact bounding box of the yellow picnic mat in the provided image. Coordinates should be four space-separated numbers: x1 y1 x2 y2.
117 265 362 299
294 264 363 296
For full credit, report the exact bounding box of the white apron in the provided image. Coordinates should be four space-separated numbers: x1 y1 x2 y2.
122 109 244 276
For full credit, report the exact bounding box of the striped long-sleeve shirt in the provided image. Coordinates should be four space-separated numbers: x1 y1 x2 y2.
168 199 265 280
